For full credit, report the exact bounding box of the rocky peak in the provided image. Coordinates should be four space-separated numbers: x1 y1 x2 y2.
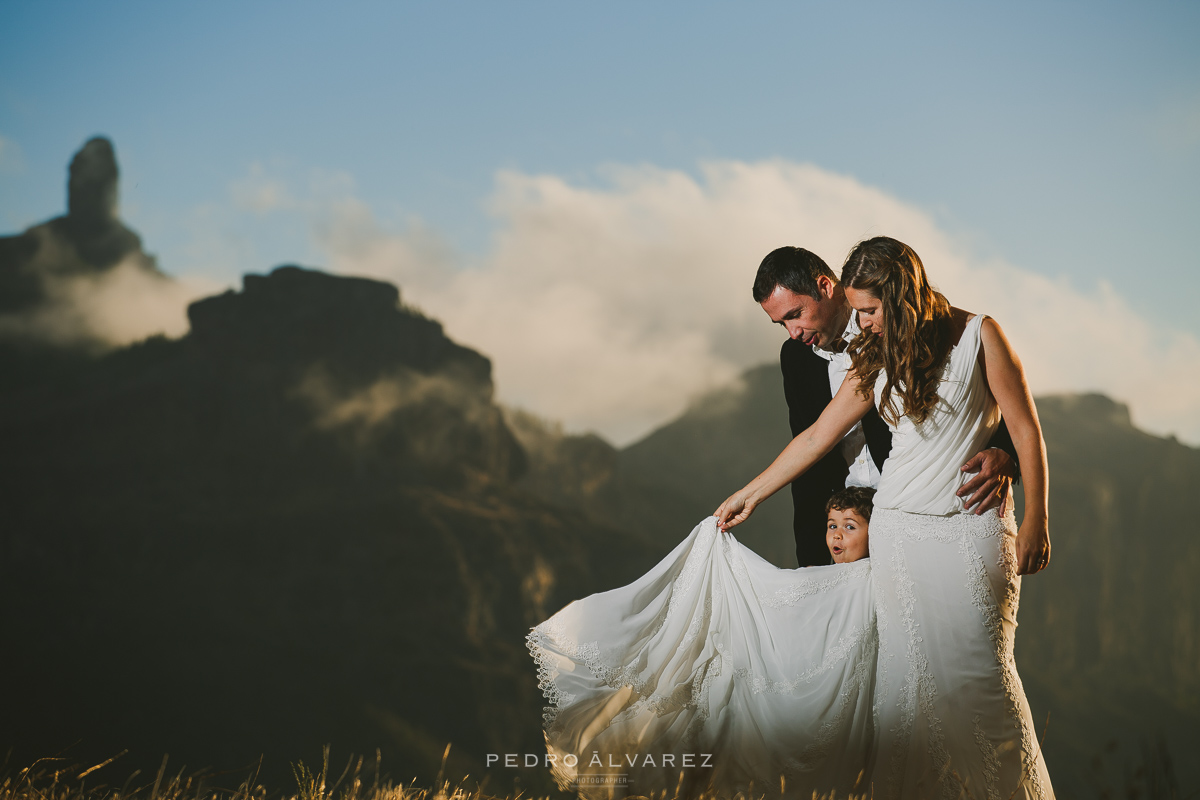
67 137 120 223
181 264 525 486
187 265 493 389
0 136 160 323
48 135 148 271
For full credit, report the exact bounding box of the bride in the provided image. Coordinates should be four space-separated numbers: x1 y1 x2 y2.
526 237 1054 800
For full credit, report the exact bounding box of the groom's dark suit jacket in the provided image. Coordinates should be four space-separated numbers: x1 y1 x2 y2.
781 337 1019 568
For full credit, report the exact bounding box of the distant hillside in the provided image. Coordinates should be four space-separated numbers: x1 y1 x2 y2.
617 364 798 566
1016 394 1200 793
504 365 798 569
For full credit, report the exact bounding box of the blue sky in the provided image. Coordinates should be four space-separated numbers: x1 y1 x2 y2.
2 1 1198 442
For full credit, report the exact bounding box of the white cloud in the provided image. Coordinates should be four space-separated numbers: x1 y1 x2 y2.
0 219 220 349
313 193 457 299
309 159 1200 447
293 362 494 437
0 256 219 349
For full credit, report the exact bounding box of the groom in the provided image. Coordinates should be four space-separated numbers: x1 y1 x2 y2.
753 246 1020 567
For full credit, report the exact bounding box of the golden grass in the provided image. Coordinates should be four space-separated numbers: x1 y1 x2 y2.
3 739 1187 800
0 746 526 800
0 744 884 800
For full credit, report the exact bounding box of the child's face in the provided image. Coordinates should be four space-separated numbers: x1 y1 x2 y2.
826 508 870 563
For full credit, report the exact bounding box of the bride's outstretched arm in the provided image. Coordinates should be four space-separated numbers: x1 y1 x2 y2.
715 372 873 531
980 317 1051 575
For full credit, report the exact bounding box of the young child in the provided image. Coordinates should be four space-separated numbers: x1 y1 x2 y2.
826 486 875 564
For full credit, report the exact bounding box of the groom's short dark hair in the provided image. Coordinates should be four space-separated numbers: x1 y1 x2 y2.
752 247 839 303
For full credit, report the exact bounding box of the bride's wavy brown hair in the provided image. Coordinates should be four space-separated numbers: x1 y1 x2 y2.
842 237 953 426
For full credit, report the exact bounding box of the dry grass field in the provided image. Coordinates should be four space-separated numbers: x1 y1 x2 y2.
3 742 1187 800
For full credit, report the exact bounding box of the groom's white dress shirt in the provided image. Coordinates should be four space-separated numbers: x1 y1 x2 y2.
812 312 881 490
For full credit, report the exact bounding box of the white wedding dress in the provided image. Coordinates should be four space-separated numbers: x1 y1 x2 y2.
527 314 1053 799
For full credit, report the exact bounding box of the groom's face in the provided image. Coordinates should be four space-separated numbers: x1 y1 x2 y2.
760 280 846 349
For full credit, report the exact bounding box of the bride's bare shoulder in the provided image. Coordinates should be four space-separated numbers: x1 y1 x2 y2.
974 315 1022 375
979 315 1015 351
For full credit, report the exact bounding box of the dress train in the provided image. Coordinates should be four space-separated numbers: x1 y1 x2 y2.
527 517 876 799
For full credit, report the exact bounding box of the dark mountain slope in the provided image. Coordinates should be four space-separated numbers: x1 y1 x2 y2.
0 265 659 793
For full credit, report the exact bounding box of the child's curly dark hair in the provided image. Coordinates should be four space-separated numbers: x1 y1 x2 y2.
825 486 877 522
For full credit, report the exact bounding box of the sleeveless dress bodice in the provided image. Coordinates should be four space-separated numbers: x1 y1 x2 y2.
873 312 1001 515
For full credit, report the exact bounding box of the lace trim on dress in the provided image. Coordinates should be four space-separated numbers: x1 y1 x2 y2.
786 633 878 776
760 559 871 608
883 523 952 800
959 512 1048 800
973 714 1002 800
668 521 719 616
527 523 726 736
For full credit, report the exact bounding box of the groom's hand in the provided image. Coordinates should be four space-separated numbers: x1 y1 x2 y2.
957 448 1016 516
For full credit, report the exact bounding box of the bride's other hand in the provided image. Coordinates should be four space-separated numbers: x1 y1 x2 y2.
1015 517 1051 575
715 490 757 531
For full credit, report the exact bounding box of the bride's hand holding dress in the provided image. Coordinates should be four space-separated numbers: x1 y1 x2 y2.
715 372 874 532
